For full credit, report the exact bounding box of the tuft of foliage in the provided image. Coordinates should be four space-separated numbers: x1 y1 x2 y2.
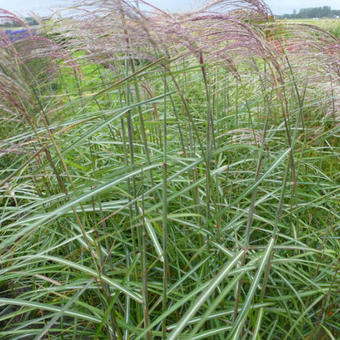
0 1 339 339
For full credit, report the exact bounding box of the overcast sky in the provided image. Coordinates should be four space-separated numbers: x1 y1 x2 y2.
0 0 339 15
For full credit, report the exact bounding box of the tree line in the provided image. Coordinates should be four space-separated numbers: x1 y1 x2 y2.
0 17 39 27
279 6 340 19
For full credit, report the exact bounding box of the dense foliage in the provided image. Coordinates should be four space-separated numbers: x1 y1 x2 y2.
280 6 340 19
0 1 339 339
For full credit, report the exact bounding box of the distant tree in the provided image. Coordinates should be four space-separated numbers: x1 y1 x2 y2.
280 6 339 19
25 17 38 26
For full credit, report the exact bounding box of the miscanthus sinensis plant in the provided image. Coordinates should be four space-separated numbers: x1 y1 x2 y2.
0 1 339 339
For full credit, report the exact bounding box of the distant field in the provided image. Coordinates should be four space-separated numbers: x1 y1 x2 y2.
280 18 340 37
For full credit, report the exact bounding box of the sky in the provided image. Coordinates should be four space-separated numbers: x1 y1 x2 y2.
0 0 339 16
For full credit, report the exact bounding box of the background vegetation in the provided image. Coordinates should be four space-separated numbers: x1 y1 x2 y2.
279 6 340 19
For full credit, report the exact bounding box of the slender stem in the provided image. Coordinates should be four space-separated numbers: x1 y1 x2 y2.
161 63 168 339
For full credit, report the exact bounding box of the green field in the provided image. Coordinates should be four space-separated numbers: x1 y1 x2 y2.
0 1 339 339
282 18 340 37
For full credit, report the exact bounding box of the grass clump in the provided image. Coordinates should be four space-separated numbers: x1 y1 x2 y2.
0 1 339 339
